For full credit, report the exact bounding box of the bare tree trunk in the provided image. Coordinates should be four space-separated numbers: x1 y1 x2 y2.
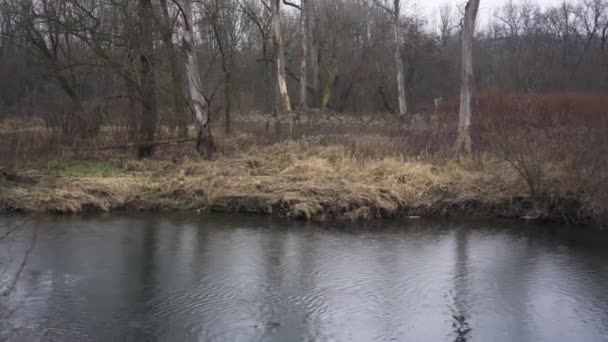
309 1 320 108
393 0 407 116
211 0 233 135
138 0 158 158
179 0 215 158
456 0 480 156
374 0 407 115
271 0 292 116
268 60 279 116
224 69 232 135
126 50 139 141
127 85 138 140
299 0 309 110
160 0 188 138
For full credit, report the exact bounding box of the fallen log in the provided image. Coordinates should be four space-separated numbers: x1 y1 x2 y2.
59 138 197 151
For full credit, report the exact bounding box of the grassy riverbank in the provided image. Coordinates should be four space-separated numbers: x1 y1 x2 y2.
1 112 606 224
0 139 602 224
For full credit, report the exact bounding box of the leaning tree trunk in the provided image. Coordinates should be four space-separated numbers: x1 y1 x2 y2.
271 0 292 119
180 0 215 158
299 0 309 110
138 0 159 158
456 0 480 156
393 0 407 117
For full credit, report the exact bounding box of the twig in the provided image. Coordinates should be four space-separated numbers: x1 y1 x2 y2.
0 217 32 242
372 0 393 14
59 138 197 151
2 227 37 297
283 0 301 10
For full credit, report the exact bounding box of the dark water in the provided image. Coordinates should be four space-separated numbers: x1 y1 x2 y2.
1 214 608 342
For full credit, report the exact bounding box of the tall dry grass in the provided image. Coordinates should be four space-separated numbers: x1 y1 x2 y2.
1 92 607 223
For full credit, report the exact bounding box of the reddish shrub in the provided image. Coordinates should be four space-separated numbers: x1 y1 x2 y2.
438 91 608 130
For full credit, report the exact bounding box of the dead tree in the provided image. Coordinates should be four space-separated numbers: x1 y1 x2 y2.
374 0 408 116
456 0 480 156
174 0 215 158
271 0 292 118
284 0 313 111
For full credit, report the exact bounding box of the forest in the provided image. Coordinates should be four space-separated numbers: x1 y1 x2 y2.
0 0 607 224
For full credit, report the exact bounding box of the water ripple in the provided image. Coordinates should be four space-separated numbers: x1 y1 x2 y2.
2 215 608 342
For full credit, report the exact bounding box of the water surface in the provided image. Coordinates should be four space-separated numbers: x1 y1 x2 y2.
1 214 608 341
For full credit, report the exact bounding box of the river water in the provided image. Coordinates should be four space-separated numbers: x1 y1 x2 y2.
1 214 607 341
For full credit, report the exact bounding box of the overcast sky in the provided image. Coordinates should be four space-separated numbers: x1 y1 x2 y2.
413 0 565 14
407 0 566 28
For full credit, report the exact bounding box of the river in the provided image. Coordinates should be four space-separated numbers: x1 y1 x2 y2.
1 214 607 341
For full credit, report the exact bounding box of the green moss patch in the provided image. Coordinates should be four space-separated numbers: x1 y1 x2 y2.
56 161 119 178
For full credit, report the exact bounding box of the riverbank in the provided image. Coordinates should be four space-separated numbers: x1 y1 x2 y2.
1 138 603 225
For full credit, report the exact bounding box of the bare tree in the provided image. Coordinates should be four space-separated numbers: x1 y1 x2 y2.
208 0 242 135
573 0 608 71
299 0 310 110
174 0 215 158
271 0 292 117
5 0 86 143
282 0 311 111
137 0 159 158
237 0 275 114
160 0 188 137
309 0 320 108
456 0 480 156
374 0 407 117
439 4 455 46
1 0 608 138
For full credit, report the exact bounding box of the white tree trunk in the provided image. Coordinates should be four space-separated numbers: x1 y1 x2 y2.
179 0 215 158
456 0 480 156
299 0 309 110
271 0 292 115
393 0 407 116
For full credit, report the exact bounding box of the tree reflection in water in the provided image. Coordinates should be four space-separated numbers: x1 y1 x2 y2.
451 228 471 342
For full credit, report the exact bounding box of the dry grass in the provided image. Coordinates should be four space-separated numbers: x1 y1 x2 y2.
1 107 606 224
0 138 599 223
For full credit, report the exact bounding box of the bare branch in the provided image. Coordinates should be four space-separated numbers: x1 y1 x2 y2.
283 0 301 11
372 0 393 15
260 0 272 12
170 0 189 27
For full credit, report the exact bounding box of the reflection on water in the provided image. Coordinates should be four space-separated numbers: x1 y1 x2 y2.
1 214 608 341
451 228 471 342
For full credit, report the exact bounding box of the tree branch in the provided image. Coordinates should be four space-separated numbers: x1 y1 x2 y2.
170 0 188 27
283 0 301 10
260 0 272 12
372 0 393 15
